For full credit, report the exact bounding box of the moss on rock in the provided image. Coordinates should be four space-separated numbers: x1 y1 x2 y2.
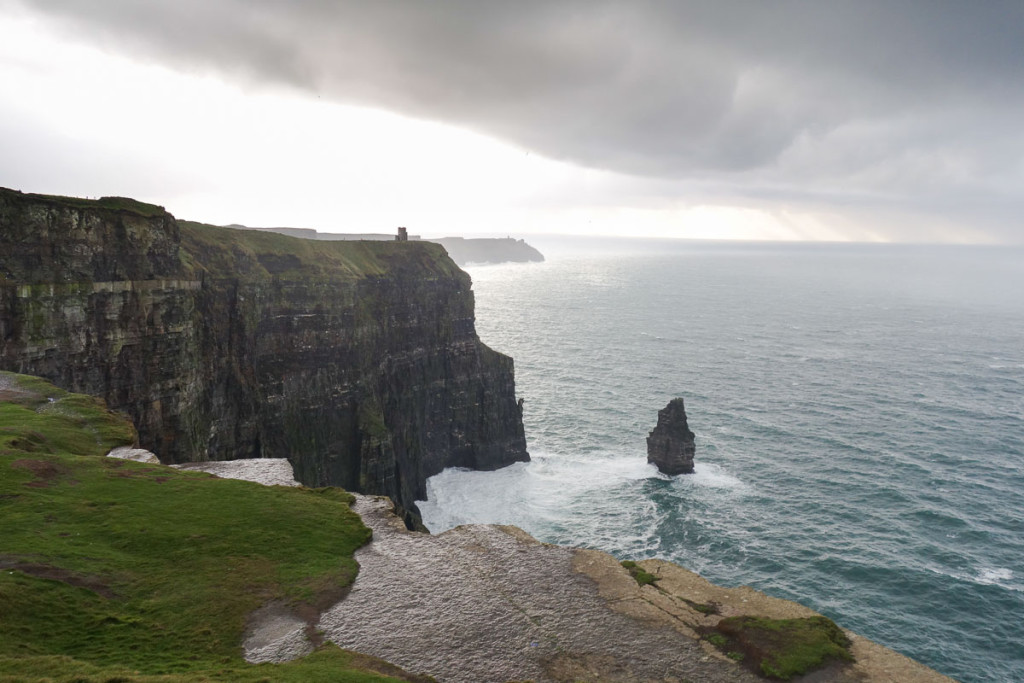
708 615 853 680
620 560 659 587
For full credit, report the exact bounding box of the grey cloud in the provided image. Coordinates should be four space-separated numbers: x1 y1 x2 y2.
10 0 1024 239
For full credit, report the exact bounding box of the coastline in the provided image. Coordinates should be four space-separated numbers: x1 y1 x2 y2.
180 456 956 682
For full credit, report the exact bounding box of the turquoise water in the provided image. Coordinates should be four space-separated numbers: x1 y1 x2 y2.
417 239 1024 683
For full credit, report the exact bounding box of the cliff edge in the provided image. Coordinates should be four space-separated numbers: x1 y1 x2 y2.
0 188 528 525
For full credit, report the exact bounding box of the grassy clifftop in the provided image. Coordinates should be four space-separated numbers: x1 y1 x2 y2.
178 220 465 283
0 188 170 219
0 187 464 286
0 372 419 682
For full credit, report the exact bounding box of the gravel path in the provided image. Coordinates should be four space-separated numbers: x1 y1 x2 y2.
318 495 757 683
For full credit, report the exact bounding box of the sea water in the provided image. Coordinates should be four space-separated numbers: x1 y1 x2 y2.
417 239 1024 683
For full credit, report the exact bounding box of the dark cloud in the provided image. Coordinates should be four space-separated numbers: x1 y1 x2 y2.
9 0 1024 239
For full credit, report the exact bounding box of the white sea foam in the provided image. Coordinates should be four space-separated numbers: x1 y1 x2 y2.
419 451 663 534
419 453 746 536
682 463 747 491
976 567 1014 585
417 464 530 532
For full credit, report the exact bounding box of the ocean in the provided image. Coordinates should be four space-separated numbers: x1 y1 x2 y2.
417 238 1024 683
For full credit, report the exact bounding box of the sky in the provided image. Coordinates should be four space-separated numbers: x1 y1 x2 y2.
1 1 1022 243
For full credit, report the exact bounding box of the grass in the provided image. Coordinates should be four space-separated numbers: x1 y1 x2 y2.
1 187 465 288
620 560 658 587
0 372 421 682
177 220 464 283
705 633 728 648
707 615 854 680
1 188 168 218
0 372 137 456
0 646 431 682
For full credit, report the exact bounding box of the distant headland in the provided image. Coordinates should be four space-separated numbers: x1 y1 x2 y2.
223 223 545 266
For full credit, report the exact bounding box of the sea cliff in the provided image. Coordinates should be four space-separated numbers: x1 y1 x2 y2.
0 373 953 681
0 188 528 524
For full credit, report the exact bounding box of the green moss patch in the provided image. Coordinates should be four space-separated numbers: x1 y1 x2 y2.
682 598 720 615
706 615 853 680
0 373 419 681
620 560 658 587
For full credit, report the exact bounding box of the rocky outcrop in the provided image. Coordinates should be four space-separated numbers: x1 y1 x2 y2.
106 446 161 464
646 397 695 475
319 495 759 683
0 187 528 525
312 494 953 683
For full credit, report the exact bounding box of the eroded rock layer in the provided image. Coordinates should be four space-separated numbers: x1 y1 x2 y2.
0 188 528 522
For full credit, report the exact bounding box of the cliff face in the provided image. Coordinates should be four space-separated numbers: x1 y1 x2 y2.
0 188 528 524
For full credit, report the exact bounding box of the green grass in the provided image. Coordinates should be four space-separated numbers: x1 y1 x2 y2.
620 560 658 587
0 646 429 682
177 220 464 283
709 615 854 680
1 187 466 287
0 373 421 682
704 633 728 648
0 372 137 457
2 188 168 218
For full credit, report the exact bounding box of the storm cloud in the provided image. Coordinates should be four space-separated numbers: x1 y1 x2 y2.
7 0 1024 239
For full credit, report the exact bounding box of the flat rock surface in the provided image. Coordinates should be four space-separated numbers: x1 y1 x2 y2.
106 446 161 464
171 458 300 487
243 602 314 664
318 495 757 683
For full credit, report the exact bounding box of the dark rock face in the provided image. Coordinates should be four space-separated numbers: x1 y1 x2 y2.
646 398 695 475
0 188 529 526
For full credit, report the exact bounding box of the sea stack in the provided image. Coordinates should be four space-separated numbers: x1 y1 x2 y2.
647 398 696 475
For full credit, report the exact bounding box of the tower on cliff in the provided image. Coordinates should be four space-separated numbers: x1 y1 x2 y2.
396 227 408 242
